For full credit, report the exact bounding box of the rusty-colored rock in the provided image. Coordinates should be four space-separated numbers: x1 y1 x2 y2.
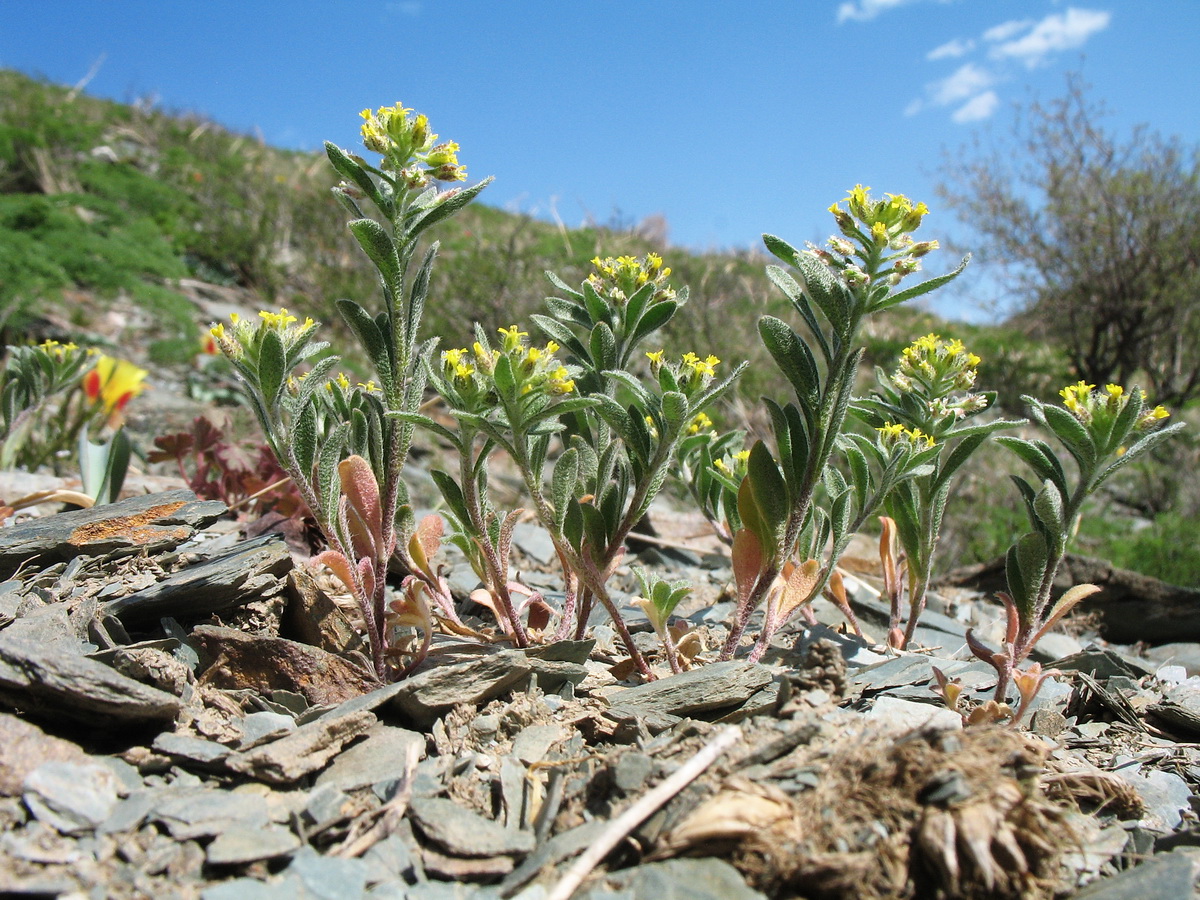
191 625 379 706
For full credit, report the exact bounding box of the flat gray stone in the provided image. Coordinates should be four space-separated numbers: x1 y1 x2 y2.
225 710 377 784
864 696 962 732
511 724 566 765
0 631 182 727
313 723 424 791
150 786 270 840
608 660 773 718
152 732 233 768
580 856 766 900
238 711 297 749
1069 851 1195 899
0 711 90 796
0 489 226 577
386 651 533 726
409 796 535 858
103 533 292 623
206 823 301 865
22 760 121 834
286 845 369 900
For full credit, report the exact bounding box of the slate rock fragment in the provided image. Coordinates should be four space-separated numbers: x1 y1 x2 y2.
313 723 425 791
102 533 293 624
607 660 773 720
409 796 536 857
191 624 380 706
205 824 301 865
0 489 226 577
22 760 122 835
386 650 534 726
0 631 183 727
224 709 377 784
0 711 90 796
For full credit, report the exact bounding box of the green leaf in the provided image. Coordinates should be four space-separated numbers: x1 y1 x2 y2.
589 322 617 373
758 315 820 410
871 255 970 312
747 440 789 542
258 328 286 407
996 436 1066 495
1094 421 1186 488
765 265 831 363
294 400 318 478
1042 405 1097 470
762 233 801 266
337 299 394 385
794 251 851 335
551 448 579 530
407 243 438 349
581 280 609 326
324 142 387 213
531 314 590 362
317 423 350 526
493 353 516 400
348 218 400 291
627 300 678 350
1033 479 1065 536
405 176 492 238
544 269 584 300
431 469 470 528
660 391 688 436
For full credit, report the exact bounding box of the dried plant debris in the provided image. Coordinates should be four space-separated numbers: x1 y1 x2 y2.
662 725 1075 900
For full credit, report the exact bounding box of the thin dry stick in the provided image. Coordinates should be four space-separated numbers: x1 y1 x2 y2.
545 725 743 900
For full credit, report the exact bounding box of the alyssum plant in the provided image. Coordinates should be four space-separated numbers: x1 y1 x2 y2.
211 103 488 679
722 187 969 663
963 382 1181 722
854 334 1021 649
403 255 744 678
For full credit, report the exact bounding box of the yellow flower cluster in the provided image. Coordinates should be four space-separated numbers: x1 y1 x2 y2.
1059 380 1170 430
442 327 575 398
359 103 466 185
830 184 928 237
209 308 318 361
713 449 751 475
895 333 980 391
877 422 935 449
587 253 676 306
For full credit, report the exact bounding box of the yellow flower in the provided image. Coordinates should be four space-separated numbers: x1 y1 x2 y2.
498 325 528 351
336 373 351 390
688 412 714 435
357 381 379 393
259 308 299 329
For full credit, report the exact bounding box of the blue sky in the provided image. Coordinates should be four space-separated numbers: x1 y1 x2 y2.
3 1 1198 319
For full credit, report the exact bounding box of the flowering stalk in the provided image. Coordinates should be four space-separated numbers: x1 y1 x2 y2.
854 334 1021 647
211 103 489 680
723 187 969 662
967 382 1183 717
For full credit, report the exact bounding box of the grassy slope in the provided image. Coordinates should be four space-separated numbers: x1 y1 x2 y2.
3 69 1194 584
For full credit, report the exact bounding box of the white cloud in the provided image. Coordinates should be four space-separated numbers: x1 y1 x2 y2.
982 19 1032 43
989 8 1111 68
929 63 995 106
385 1 422 16
836 0 911 23
952 90 1000 123
927 37 975 60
